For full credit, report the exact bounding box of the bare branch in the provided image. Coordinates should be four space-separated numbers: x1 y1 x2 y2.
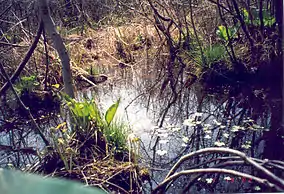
0 41 29 48
165 148 284 189
153 168 280 193
0 21 43 96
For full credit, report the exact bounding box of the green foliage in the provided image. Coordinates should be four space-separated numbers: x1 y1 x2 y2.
136 34 144 43
50 121 75 172
242 8 276 27
0 169 106 194
242 8 249 22
104 119 130 151
216 25 237 42
15 75 39 94
64 96 129 152
203 44 227 65
105 98 120 126
262 12 276 27
103 99 129 151
182 36 204 66
64 96 103 133
185 44 226 68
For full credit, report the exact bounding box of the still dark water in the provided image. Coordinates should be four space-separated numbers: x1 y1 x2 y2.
77 61 283 193
0 60 282 193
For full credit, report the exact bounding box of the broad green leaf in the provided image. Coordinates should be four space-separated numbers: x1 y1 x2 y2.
216 25 228 41
0 169 107 194
105 98 120 126
216 25 237 42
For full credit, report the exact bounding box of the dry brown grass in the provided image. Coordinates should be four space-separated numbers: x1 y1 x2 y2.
49 158 145 193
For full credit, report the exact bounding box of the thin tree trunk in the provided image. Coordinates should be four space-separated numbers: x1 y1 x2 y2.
38 0 75 98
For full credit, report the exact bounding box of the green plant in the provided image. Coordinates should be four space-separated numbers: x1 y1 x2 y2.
242 8 276 27
64 96 129 152
216 25 237 42
50 122 76 172
136 33 144 43
105 98 120 126
203 44 227 65
64 96 103 133
104 119 130 151
63 95 131 154
15 75 39 94
103 98 130 152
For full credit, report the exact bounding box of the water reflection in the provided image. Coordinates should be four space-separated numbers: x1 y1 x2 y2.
0 100 60 169
0 59 282 192
84 61 283 193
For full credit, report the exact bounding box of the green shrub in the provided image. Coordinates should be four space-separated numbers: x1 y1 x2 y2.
203 44 227 65
242 8 276 27
104 119 130 151
64 96 129 152
64 96 103 133
216 25 237 42
15 75 39 94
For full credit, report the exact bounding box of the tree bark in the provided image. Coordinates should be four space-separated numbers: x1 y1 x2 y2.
38 0 75 98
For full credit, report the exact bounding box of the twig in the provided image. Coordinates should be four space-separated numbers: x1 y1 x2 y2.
0 4 12 17
189 0 205 65
102 50 132 66
0 41 29 47
81 170 89 185
231 0 254 48
91 176 129 194
206 0 234 15
78 75 98 88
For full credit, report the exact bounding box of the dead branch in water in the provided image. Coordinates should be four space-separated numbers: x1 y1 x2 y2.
153 147 284 193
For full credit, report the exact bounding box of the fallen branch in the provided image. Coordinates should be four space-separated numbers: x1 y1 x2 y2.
153 168 280 193
165 147 284 190
78 75 98 87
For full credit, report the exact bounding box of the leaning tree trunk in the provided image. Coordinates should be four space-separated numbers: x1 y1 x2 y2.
38 0 75 98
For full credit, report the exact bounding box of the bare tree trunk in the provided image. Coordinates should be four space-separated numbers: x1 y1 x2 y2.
38 0 75 98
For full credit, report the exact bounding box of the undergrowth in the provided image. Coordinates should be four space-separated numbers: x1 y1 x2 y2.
38 95 146 193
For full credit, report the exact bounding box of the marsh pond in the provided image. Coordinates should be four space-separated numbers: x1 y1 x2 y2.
0 0 283 193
